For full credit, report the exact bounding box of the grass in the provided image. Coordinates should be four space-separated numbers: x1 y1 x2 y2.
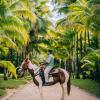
71 79 100 98
0 89 6 96
0 75 32 97
0 78 27 89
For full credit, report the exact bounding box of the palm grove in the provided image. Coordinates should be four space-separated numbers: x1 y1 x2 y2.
0 0 100 82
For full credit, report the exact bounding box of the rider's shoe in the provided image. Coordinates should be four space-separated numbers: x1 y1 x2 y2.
43 82 49 86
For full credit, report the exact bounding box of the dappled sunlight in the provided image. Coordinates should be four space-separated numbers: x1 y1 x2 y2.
0 0 100 99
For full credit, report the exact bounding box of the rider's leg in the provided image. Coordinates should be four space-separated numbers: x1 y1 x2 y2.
44 67 52 83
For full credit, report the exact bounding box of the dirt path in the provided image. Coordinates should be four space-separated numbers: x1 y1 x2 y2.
1 83 99 100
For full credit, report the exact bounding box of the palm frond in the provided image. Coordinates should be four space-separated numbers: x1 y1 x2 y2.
81 49 100 70
56 17 67 28
0 35 17 50
20 0 31 9
81 62 94 70
0 60 17 79
0 17 30 44
0 46 9 56
0 0 8 17
8 0 20 10
12 9 36 23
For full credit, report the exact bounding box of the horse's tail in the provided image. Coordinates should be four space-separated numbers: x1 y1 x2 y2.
67 75 70 95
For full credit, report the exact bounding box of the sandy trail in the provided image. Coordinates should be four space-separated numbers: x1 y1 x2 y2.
1 83 99 100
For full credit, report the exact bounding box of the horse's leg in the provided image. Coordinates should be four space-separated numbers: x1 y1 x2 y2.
36 76 43 100
60 69 70 100
63 82 68 100
61 84 64 100
61 81 69 100
39 80 43 100
63 75 70 99
38 84 43 100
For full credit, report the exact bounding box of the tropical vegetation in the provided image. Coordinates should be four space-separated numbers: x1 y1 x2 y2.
0 0 100 97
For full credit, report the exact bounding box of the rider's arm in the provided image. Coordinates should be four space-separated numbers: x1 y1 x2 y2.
46 55 51 64
41 55 51 65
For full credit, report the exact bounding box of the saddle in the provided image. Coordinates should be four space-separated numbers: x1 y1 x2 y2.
39 67 59 85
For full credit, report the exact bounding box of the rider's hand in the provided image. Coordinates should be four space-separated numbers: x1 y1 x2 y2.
41 62 46 65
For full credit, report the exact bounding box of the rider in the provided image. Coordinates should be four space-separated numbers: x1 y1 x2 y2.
43 50 54 85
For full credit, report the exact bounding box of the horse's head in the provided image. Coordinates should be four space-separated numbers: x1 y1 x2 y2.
21 58 30 71
18 58 30 77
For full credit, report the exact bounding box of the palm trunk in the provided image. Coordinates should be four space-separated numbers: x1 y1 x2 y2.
87 32 90 46
80 34 83 59
74 34 77 77
95 58 100 82
76 32 80 79
64 58 67 70
59 59 61 67
95 35 99 49
72 36 75 78
16 53 19 67
22 52 24 61
84 32 86 55
10 49 13 62
4 68 8 80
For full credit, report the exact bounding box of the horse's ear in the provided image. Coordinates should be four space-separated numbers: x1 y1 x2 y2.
25 58 29 62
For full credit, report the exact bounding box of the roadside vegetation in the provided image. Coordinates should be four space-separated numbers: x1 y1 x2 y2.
72 79 100 98
0 74 32 97
0 0 100 98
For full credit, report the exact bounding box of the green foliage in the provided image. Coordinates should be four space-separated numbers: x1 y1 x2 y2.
0 76 29 97
0 61 17 79
0 35 17 50
89 0 100 4
0 0 99 83
35 17 49 34
0 89 6 96
0 78 27 89
53 0 76 4
0 0 37 77
0 46 9 56
81 49 100 70
55 0 100 79
72 79 100 97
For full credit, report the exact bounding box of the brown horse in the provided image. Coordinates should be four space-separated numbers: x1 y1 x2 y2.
19 58 70 100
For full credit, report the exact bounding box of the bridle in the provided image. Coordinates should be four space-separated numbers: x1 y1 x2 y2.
21 59 30 71
20 59 45 77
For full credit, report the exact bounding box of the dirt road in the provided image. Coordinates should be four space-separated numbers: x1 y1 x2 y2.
1 83 100 100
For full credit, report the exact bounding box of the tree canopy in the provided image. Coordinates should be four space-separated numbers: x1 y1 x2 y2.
0 0 100 81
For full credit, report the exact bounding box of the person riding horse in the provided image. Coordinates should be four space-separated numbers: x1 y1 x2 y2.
19 56 70 99
41 50 54 85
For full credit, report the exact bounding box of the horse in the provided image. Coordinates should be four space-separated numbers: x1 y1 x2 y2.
19 58 71 100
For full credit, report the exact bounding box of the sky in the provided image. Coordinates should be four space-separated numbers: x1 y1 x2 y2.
46 0 64 27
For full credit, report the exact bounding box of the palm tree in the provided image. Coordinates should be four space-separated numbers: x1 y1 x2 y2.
23 0 51 57
53 0 76 4
0 0 36 79
81 49 100 81
56 0 100 78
